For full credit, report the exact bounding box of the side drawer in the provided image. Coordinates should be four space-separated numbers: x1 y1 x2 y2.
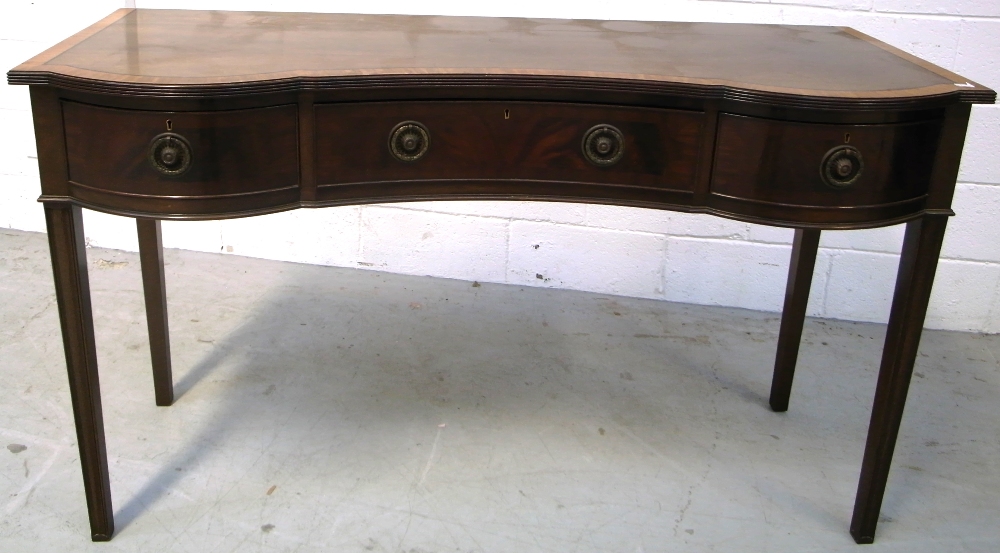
710 113 943 210
314 101 704 192
62 101 300 199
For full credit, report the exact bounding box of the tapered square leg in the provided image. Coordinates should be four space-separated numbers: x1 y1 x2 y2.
769 228 821 412
44 204 114 541
850 215 948 544
137 218 174 406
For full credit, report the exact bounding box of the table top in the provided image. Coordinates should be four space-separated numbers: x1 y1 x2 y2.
8 9 994 106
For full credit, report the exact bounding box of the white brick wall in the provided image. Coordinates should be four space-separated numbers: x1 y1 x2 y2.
3 0 999 332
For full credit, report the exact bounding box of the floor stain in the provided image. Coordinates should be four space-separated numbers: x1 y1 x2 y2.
7 444 27 454
261 523 275 533
95 259 128 269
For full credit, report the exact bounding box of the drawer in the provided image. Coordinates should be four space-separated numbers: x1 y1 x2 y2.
62 102 300 198
710 114 943 208
314 102 704 191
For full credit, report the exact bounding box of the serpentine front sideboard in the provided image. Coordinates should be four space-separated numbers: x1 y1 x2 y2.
8 8 995 543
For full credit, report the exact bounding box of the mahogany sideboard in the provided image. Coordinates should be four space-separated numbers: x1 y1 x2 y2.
8 8 995 543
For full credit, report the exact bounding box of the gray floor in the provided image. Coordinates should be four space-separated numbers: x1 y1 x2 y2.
0 227 998 553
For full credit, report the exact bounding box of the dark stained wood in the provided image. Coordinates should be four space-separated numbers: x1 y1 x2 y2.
298 92 317 202
769 228 821 412
850 214 949 544
137 218 173 406
711 113 943 208
315 101 703 191
29 87 70 197
692 100 721 206
44 204 114 541
925 103 973 210
8 10 994 107
10 8 996 544
62 101 300 199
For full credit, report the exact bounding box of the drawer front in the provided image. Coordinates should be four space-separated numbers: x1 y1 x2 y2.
710 114 943 208
315 102 703 191
63 101 300 198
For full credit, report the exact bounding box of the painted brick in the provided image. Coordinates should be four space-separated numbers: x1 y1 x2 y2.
954 19 1000 90
82 210 140 252
359 206 508 282
987 284 1000 334
819 226 906 255
958 106 1000 185
822 250 898 324
748 225 905 253
942 183 1000 262
0 1 128 43
0 173 45 233
874 0 1000 17
221 208 361 267
508 221 667 298
392 200 587 225
771 0 874 11
750 225 906 255
843 15 962 69
132 0 789 24
0 40 40 111
0 109 36 173
745 224 794 245
585 205 749 239
926 259 1000 331
815 250 994 330
663 238 831 315
161 220 224 253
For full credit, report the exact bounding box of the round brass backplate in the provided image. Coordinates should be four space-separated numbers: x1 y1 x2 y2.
389 121 430 162
582 124 625 167
148 133 193 176
820 145 864 189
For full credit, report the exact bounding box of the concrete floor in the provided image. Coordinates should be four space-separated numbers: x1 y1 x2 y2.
0 227 998 552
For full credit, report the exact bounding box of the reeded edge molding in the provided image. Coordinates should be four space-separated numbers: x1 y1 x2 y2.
7 71 995 109
68 180 299 200
37 193 954 231
708 192 928 211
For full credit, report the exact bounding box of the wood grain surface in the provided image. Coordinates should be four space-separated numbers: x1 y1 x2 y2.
8 9 995 106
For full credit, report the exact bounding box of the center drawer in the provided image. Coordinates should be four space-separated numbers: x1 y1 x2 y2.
314 101 704 191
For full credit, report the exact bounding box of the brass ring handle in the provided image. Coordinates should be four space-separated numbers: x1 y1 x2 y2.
582 124 625 167
148 133 192 176
820 145 863 188
389 121 430 162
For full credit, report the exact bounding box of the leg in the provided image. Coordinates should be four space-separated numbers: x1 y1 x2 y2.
137 219 174 406
769 228 821 412
44 204 114 541
850 215 948 544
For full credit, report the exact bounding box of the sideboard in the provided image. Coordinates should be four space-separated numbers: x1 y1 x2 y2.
8 8 995 543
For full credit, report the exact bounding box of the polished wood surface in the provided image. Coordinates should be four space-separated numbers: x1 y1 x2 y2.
137 219 173 407
44 204 113 541
711 114 942 206
8 8 996 544
63 101 300 195
315 101 703 189
9 9 994 106
851 214 949 544
770 228 821 413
